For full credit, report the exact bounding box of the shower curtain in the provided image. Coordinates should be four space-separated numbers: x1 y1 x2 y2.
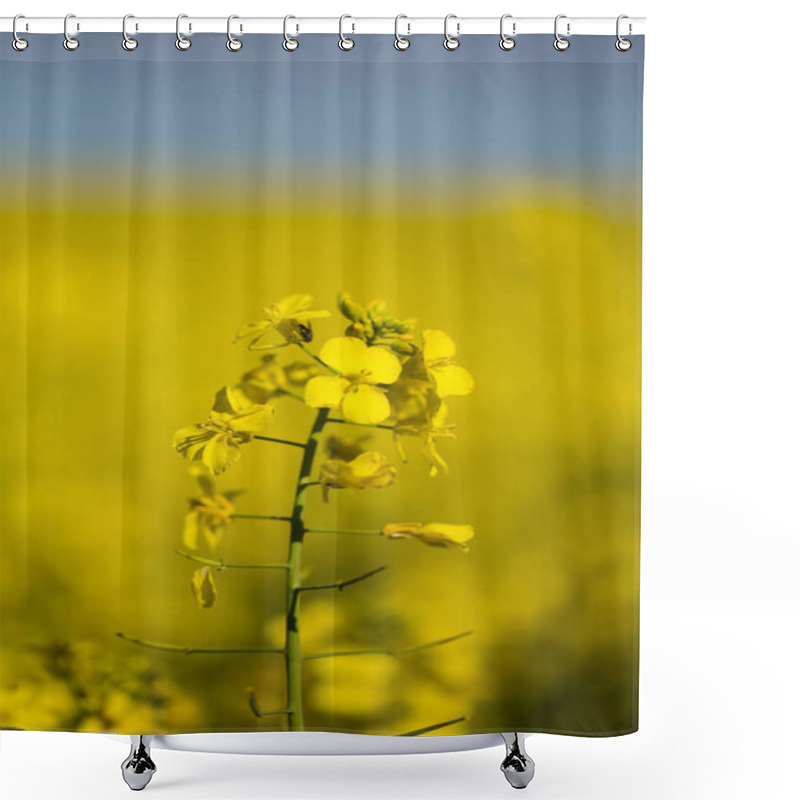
0 30 643 737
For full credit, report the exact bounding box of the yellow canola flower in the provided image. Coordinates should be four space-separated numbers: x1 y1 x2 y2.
174 388 273 475
381 522 475 552
318 451 397 502
305 337 402 424
183 464 238 553
394 398 456 477
190 566 218 609
232 354 288 405
422 330 475 398
389 377 456 476
234 294 331 349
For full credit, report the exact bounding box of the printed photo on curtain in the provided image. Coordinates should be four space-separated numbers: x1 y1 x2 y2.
0 28 643 740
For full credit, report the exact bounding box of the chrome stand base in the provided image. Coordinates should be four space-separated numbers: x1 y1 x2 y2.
500 733 535 789
121 735 157 791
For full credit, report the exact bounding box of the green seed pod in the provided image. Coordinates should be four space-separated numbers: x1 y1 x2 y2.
389 340 417 356
337 292 368 324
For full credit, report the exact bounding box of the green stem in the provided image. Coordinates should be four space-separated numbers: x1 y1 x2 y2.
173 550 290 570
285 407 330 730
303 630 473 661
296 342 340 375
277 388 305 402
304 527 383 537
116 632 285 656
253 434 306 449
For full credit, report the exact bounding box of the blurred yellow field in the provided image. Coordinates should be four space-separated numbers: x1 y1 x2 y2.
1 194 639 735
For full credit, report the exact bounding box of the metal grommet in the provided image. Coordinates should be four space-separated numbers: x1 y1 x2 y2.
443 14 460 51
554 14 570 51
615 14 632 51
122 14 138 51
226 15 243 51
12 14 28 51
175 13 191 50
283 15 299 51
338 14 354 50
499 14 515 51
63 13 79 51
394 14 410 51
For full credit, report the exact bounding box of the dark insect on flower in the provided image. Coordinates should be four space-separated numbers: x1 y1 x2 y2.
296 322 314 342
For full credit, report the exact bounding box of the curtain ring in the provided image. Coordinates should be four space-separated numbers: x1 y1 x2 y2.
283 15 299 51
175 14 191 50
499 14 515 51
339 14 355 51
443 14 460 51
122 14 138 51
63 13 79 51
394 14 410 51
554 15 570 51
615 15 632 51
226 15 243 51
12 14 28 51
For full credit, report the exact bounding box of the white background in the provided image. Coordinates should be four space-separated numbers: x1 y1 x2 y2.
1 1 799 798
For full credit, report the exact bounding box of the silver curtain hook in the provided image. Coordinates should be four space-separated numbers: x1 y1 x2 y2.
283 15 298 51
443 14 460 51
175 14 191 50
394 14 410 51
12 14 28 51
122 14 138 51
63 13 79 51
499 14 516 51
554 14 570 51
616 14 632 51
339 14 354 50
227 14 243 51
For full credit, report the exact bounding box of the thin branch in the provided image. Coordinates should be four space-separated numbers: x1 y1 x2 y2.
116 632 286 656
398 717 468 737
173 550 290 570
304 527 383 537
253 434 306 449
289 566 386 621
296 565 387 594
247 688 293 719
277 388 305 402
296 341 340 375
327 417 395 431
232 514 293 522
302 630 473 661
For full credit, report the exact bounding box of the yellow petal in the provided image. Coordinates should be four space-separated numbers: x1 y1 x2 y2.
305 375 348 408
431 365 475 397
422 330 457 362
319 336 368 374
174 425 212 460
420 523 475 551
363 346 402 385
347 451 390 479
341 385 391 424
233 320 272 343
183 511 200 551
277 294 314 316
202 434 240 475
203 525 225 554
191 567 217 608
226 404 273 433
188 463 216 496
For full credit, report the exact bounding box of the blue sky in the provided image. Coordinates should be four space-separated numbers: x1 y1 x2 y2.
1 34 643 186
